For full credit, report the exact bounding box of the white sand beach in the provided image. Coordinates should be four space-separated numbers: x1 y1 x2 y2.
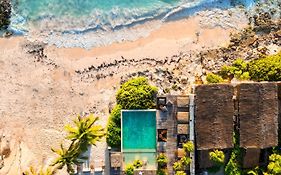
0 6 250 175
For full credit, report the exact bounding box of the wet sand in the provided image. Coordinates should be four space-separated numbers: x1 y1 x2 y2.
0 6 249 175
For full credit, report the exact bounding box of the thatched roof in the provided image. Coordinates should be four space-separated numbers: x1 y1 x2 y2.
238 83 278 149
195 84 234 150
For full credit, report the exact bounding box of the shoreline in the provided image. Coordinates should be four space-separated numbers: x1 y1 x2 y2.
7 0 253 49
45 7 249 71
1 2 281 174
0 6 250 175
1 6 249 66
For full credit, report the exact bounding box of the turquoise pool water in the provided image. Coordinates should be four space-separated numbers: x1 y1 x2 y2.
123 152 157 169
122 110 156 168
122 110 156 150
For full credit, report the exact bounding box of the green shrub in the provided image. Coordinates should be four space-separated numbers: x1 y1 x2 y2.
109 104 122 124
173 161 183 172
180 157 191 167
116 77 158 109
157 168 168 175
219 52 281 82
175 171 186 175
124 164 135 175
183 141 194 153
133 160 143 169
219 58 250 80
266 153 281 175
106 105 122 148
239 72 251 80
157 153 168 168
232 58 248 74
247 171 258 175
247 153 281 175
249 52 281 81
206 73 224 84
247 167 261 175
225 131 242 175
172 141 194 173
124 160 143 175
209 150 225 165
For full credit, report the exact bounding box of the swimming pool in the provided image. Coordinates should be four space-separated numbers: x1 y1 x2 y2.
121 110 157 169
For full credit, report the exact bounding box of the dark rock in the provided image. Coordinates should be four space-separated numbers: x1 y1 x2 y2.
2 30 12 37
0 0 11 30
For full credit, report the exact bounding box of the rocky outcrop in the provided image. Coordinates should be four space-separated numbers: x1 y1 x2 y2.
199 18 281 72
198 1 281 73
0 0 11 30
23 42 59 68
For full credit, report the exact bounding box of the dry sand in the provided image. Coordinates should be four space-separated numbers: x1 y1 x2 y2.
0 7 248 175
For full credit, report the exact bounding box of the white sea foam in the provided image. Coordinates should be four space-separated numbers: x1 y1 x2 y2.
9 0 261 48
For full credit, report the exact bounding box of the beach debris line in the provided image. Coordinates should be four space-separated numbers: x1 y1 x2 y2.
23 41 59 68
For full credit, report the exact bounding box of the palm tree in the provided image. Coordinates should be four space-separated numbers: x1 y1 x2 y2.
50 143 80 174
23 166 56 175
64 114 105 173
65 114 105 150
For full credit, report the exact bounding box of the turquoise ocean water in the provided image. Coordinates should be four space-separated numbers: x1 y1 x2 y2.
9 0 258 48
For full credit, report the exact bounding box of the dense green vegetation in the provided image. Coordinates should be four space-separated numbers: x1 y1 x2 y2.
133 160 143 169
124 164 135 175
183 140 194 153
220 58 250 81
157 153 168 168
173 141 194 175
206 52 281 83
207 130 281 175
209 150 225 166
206 73 224 84
52 114 105 174
175 171 187 175
106 105 122 148
247 152 281 175
208 150 225 173
106 77 158 149
265 153 281 175
157 153 168 175
225 131 243 175
116 77 158 109
207 131 242 174
248 52 281 81
124 160 143 175
23 114 105 175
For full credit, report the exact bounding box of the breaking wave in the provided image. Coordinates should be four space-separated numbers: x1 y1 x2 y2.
9 0 257 48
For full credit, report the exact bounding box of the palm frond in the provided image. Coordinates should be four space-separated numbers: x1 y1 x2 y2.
23 165 56 175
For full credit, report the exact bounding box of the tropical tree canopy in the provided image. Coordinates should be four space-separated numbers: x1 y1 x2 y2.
116 76 158 109
51 143 80 174
65 114 105 152
51 114 105 174
23 166 56 175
